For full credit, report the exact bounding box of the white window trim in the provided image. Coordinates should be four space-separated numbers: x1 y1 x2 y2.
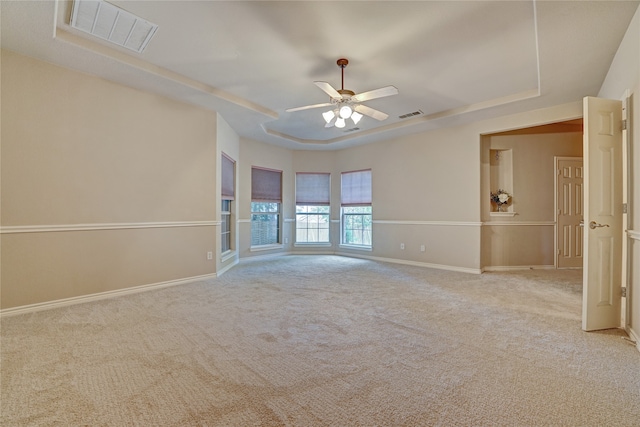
221 250 236 262
250 202 281 247
340 207 373 248
295 206 331 245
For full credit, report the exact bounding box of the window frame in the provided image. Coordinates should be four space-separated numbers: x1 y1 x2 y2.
251 167 283 248
221 153 236 255
250 201 281 247
295 205 331 245
295 172 331 245
340 169 372 249
221 199 232 253
340 206 373 249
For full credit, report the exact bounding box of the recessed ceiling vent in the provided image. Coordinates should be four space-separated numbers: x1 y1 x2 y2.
71 0 158 53
399 110 423 119
344 127 361 133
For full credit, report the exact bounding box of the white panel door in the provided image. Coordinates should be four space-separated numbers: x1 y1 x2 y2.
556 158 584 269
582 96 623 331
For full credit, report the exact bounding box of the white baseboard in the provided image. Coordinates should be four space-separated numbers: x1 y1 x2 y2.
2 256 561 317
240 250 294 263
482 265 556 272
217 258 239 276
334 251 482 274
0 273 218 318
238 249 482 274
628 327 640 353
290 250 336 256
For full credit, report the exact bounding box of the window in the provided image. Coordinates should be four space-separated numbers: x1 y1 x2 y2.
342 206 372 246
296 205 330 243
221 200 232 252
251 202 280 245
341 169 372 248
221 153 235 253
296 173 330 244
251 167 282 246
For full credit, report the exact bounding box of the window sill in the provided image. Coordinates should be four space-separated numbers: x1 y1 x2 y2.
339 244 373 252
294 242 332 248
489 212 517 217
250 244 284 252
221 250 236 262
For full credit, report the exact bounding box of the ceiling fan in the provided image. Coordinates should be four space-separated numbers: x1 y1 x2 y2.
286 58 399 128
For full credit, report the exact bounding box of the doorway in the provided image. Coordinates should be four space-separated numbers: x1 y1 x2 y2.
481 120 583 271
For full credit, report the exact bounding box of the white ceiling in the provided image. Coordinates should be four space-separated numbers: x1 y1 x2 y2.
2 0 638 150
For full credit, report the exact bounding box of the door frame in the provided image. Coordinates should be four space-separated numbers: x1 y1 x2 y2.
621 91 631 334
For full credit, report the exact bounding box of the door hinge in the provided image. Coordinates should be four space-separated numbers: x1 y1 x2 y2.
621 119 627 131
621 287 627 298
622 203 628 214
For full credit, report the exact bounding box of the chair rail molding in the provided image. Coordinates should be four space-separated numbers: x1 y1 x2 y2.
628 229 640 240
0 221 220 234
481 220 555 226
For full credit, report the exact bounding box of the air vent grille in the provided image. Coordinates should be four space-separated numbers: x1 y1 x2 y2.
71 0 158 53
399 110 423 119
344 127 360 133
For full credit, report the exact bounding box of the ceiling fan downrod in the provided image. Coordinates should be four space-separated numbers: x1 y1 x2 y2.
336 58 354 97
337 58 348 91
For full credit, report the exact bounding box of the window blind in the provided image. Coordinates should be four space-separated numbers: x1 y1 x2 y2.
251 167 282 202
341 169 372 206
296 173 330 205
221 153 235 200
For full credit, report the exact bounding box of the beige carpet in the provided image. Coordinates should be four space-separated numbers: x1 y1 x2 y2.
2 255 639 426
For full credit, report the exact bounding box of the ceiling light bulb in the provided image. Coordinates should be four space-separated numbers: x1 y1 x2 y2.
351 111 363 125
335 117 346 128
339 105 352 119
322 110 335 123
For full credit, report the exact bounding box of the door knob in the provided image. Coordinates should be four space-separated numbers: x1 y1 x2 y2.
589 221 610 229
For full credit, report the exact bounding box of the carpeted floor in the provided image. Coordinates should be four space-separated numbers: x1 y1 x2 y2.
1 255 639 426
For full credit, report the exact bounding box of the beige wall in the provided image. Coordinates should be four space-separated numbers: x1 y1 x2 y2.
0 48 587 311
1 50 219 309
289 107 584 272
481 130 583 269
329 127 482 271
3 3 637 340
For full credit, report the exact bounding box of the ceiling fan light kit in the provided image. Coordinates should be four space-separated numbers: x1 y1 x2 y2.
322 110 336 123
286 58 398 129
339 105 353 119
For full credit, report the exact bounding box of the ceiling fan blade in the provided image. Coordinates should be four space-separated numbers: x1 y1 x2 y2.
354 104 389 121
314 81 342 99
352 85 398 103
285 102 333 113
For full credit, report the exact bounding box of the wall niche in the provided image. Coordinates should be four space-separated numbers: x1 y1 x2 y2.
489 149 513 215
